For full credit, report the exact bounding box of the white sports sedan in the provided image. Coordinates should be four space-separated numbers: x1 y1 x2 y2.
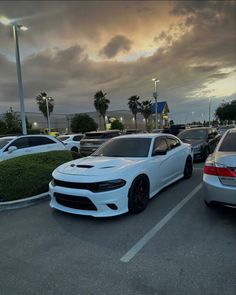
49 134 193 217
58 134 84 153
0 135 65 161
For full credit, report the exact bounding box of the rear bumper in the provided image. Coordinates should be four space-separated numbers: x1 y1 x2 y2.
203 174 236 205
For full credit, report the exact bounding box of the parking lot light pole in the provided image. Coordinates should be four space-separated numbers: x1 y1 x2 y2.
152 78 160 130
208 97 212 127
43 95 53 132
0 17 28 135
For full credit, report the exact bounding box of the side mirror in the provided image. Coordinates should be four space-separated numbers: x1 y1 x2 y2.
8 146 17 153
153 149 167 156
208 134 214 140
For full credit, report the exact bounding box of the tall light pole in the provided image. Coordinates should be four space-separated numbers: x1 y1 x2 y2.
0 17 28 135
42 94 53 132
152 78 160 129
208 97 212 127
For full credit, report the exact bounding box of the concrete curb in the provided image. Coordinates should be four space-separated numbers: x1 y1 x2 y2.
0 192 50 212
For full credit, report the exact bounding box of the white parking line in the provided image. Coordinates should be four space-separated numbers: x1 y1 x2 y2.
120 183 203 263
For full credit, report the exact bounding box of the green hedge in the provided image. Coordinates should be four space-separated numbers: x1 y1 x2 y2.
0 151 76 202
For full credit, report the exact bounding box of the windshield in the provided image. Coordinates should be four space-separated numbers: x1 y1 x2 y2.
58 136 70 141
93 137 152 157
218 132 236 152
178 129 208 140
0 138 13 149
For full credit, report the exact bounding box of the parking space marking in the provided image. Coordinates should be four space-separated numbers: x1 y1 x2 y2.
120 183 203 263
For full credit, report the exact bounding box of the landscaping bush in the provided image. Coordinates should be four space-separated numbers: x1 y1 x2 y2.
0 151 76 202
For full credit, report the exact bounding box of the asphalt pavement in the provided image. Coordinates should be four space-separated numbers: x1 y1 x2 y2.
0 164 235 295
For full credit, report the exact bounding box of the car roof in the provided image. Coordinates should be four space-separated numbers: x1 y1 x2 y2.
0 136 16 140
85 130 120 134
118 133 176 139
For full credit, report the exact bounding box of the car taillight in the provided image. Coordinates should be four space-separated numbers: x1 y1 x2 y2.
204 163 236 177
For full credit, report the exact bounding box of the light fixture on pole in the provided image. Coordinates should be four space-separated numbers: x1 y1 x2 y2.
0 16 28 135
42 94 53 132
152 78 160 129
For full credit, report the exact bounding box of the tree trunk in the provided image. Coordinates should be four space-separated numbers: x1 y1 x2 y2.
103 115 107 130
98 114 101 130
134 113 137 130
145 118 149 132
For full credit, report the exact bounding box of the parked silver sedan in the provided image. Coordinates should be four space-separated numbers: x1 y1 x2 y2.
203 128 236 207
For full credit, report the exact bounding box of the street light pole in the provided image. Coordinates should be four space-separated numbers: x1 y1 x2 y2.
152 78 160 130
208 97 211 127
13 24 27 135
43 95 52 132
0 17 28 135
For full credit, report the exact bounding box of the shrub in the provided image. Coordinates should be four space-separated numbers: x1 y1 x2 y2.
0 151 76 201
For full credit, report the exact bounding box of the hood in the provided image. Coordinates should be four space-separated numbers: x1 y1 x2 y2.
180 138 205 146
56 156 143 176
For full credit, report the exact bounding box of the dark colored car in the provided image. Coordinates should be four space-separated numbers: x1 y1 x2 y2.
178 127 221 160
168 124 186 136
80 130 121 156
124 129 143 134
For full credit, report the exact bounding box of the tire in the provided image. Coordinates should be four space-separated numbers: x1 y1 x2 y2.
184 156 193 179
202 147 209 161
71 147 79 153
128 175 149 214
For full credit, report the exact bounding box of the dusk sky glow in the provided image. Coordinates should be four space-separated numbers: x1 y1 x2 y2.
0 1 235 123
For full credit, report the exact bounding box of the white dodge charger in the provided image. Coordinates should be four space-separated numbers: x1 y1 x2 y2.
49 134 193 217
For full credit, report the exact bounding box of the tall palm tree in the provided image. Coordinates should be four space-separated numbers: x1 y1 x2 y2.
35 92 54 123
93 90 110 130
128 95 140 129
140 100 152 132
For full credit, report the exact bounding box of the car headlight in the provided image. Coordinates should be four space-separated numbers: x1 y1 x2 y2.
193 144 203 151
90 179 126 192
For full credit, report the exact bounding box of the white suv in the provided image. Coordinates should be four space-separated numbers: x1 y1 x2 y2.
0 135 66 161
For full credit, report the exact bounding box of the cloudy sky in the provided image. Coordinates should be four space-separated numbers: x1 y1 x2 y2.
0 0 235 123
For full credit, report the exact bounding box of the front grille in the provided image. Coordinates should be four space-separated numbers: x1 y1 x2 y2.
54 179 97 191
54 193 97 211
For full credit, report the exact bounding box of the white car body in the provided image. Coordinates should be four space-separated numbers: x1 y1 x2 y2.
50 134 193 217
203 128 236 206
0 135 66 161
58 134 84 152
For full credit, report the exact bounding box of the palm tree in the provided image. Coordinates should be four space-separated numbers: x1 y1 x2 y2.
35 92 54 123
128 95 140 129
93 90 110 130
140 100 152 132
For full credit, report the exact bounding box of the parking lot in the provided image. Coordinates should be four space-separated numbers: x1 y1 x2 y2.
0 163 236 295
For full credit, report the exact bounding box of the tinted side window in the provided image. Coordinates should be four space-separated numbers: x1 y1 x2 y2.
104 132 119 139
152 138 168 155
166 137 180 150
29 137 55 147
8 137 30 150
73 135 83 141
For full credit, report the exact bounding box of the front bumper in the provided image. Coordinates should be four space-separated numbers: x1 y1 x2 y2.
193 149 204 159
49 182 129 217
203 174 236 205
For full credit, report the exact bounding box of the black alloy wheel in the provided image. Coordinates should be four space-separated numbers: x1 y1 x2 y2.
184 156 193 179
202 147 209 160
128 175 149 214
71 146 79 153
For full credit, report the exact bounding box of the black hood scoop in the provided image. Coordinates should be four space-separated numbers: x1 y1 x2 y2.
70 164 94 168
